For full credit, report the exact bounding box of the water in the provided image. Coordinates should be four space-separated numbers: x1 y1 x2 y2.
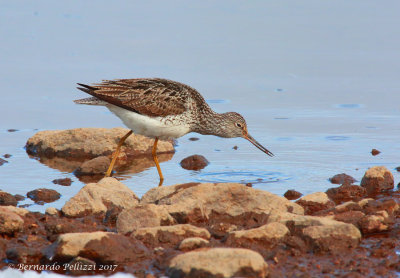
1 1 400 212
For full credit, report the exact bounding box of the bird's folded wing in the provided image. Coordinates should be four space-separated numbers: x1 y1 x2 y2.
78 78 189 117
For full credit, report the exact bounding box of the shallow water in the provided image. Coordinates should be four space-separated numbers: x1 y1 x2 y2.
1 1 400 212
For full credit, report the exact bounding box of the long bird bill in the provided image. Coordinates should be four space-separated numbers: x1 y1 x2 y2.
244 134 274 157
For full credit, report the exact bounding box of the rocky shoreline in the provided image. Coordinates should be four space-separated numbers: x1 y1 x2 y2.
0 168 399 277
0 128 399 277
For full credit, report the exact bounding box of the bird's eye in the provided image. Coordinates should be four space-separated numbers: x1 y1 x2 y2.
235 123 242 128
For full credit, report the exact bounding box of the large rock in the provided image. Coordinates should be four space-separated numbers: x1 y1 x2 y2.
132 224 210 248
141 182 304 236
326 184 367 204
267 212 361 252
296 192 335 215
62 177 139 217
226 222 289 250
0 206 28 234
117 204 175 234
50 231 150 264
167 248 268 278
25 127 174 159
360 166 394 194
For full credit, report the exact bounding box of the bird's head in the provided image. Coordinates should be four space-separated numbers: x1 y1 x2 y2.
221 112 274 157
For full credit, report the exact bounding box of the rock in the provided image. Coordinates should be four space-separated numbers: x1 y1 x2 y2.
167 248 268 278
132 224 210 248
296 192 335 215
188 137 199 141
334 211 365 226
141 183 303 236
180 155 209 170
75 156 111 175
334 201 362 213
7 129 18 132
13 194 25 201
359 215 388 234
62 177 139 217
329 173 356 185
51 231 150 264
302 221 361 252
284 189 302 200
178 237 209 251
25 127 174 159
117 204 175 234
326 184 367 204
267 212 361 252
3 154 12 158
0 206 25 234
360 166 394 194
65 257 96 275
27 188 61 203
0 191 18 206
52 178 72 186
371 149 381 156
395 166 400 172
226 222 289 251
45 207 59 216
0 158 8 166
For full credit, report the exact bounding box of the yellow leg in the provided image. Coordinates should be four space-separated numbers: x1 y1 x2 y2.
105 130 133 177
152 138 164 186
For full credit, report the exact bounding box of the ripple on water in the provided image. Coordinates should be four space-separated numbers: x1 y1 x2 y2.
325 135 351 141
196 170 290 184
335 103 362 109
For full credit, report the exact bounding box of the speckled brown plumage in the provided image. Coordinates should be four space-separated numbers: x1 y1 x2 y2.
77 78 212 118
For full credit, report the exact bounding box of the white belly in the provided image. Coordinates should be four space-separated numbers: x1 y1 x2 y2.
107 104 191 140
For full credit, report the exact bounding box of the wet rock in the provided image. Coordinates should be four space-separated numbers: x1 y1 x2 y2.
50 231 150 264
26 189 58 205
167 248 268 278
395 166 400 172
232 145 238 150
360 166 394 194
178 237 209 251
296 192 335 215
284 189 302 200
326 184 367 204
371 149 381 156
13 194 25 202
117 204 175 234
62 177 139 218
334 211 365 226
0 191 18 206
0 206 26 234
3 154 12 158
329 173 356 185
132 224 210 248
75 156 111 175
226 222 289 250
188 137 199 141
25 127 174 159
267 212 361 252
359 214 389 234
0 158 8 166
52 178 72 186
27 188 61 203
359 197 399 215
180 155 209 170
7 129 18 132
141 183 303 236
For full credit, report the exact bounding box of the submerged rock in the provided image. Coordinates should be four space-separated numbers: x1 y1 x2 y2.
52 178 72 186
25 127 174 159
62 177 139 217
75 156 111 175
167 248 269 278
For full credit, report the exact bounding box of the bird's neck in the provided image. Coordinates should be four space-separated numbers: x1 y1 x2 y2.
194 110 228 137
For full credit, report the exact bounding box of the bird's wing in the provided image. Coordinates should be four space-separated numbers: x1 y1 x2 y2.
77 78 192 117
